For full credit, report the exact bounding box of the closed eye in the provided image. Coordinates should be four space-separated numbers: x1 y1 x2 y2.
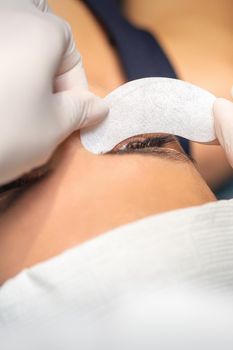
114 134 175 151
109 133 192 162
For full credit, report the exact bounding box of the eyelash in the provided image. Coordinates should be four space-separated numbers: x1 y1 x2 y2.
124 136 174 151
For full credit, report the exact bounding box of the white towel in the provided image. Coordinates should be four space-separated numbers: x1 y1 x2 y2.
1 199 233 349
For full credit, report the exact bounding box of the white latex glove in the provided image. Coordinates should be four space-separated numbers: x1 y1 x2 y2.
0 0 108 185
214 88 233 167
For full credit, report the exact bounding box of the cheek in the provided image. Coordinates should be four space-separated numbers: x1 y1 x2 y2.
83 154 171 202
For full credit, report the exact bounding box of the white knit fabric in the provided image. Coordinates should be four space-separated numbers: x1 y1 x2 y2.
1 199 233 348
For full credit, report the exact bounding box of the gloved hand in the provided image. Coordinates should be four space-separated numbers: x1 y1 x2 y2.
0 0 108 185
214 88 233 167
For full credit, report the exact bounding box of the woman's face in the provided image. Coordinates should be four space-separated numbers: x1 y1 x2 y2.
0 132 215 284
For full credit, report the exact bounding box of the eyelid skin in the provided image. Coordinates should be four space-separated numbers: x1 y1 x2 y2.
114 147 191 162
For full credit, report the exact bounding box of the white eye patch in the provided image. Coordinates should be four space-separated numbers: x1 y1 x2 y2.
81 78 216 154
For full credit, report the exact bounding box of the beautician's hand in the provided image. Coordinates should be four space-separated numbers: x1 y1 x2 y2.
214 89 233 167
0 0 108 185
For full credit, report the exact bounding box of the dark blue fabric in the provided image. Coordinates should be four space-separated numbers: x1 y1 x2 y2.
83 0 190 154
